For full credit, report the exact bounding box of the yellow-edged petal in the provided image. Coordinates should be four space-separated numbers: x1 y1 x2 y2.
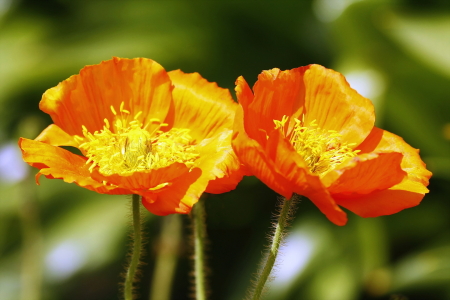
335 180 427 218
202 130 247 194
35 124 79 147
334 127 432 217
357 127 431 187
19 138 129 195
323 152 406 195
168 70 237 141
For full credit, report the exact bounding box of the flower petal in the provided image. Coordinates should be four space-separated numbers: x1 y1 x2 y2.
235 75 254 107
234 76 266 144
303 65 375 146
335 180 427 218
232 105 295 198
266 128 348 226
91 162 190 193
334 127 432 218
40 57 173 136
200 130 247 194
140 130 246 215
35 124 78 147
19 138 129 195
167 70 237 141
141 168 202 215
357 127 431 187
323 152 406 195
238 68 308 144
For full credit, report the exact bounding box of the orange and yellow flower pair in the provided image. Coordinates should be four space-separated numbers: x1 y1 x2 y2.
19 58 431 224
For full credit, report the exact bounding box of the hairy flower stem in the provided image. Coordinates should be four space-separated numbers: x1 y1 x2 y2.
250 196 296 300
192 197 208 300
124 194 143 300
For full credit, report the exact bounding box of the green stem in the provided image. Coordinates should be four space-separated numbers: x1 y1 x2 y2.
124 194 143 300
251 197 294 300
19 175 42 300
149 214 182 300
192 197 207 300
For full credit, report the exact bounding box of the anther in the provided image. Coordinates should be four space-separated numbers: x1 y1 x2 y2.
274 115 359 176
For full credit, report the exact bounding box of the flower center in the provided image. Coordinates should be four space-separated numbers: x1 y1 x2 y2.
76 102 198 176
274 115 359 177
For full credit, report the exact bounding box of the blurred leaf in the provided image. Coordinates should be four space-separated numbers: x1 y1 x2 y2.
390 245 450 293
306 259 358 300
42 192 132 281
384 12 450 79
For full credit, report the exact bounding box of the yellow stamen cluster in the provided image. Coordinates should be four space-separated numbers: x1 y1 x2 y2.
76 102 198 176
274 115 359 177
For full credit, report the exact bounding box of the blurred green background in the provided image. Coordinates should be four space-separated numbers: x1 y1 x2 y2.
1 0 449 299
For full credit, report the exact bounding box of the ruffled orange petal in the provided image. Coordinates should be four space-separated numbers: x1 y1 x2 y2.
323 152 406 195
251 68 306 130
266 128 348 226
142 129 245 215
167 70 237 141
333 127 432 218
235 76 254 108
205 166 247 194
141 168 202 215
357 127 431 187
303 65 375 146
232 105 295 198
179 129 243 199
302 183 348 226
91 163 190 193
335 180 427 218
234 76 266 144
35 124 79 147
40 57 173 136
19 138 130 195
238 68 308 145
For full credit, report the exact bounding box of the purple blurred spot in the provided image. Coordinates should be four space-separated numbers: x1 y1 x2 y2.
0 143 29 183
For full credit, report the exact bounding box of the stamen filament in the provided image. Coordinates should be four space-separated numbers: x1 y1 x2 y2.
274 115 359 176
78 104 198 176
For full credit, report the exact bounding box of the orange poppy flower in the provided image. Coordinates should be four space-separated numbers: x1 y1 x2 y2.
19 57 244 215
232 65 431 225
